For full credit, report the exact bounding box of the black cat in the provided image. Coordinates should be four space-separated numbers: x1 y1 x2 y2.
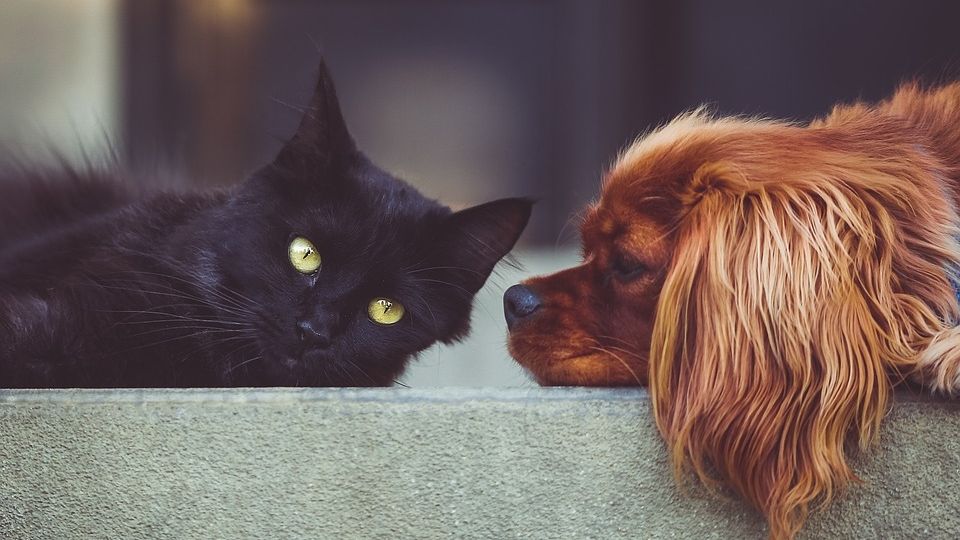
0 60 531 388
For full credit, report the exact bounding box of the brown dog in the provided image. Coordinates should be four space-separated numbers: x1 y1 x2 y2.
505 83 960 539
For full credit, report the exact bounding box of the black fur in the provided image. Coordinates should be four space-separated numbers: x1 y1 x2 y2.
0 61 531 388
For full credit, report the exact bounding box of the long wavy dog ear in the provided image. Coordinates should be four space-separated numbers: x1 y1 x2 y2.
648 154 960 539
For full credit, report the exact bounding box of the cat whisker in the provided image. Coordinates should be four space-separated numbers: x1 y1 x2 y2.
398 254 432 273
128 325 254 339
408 277 473 298
118 319 251 330
179 337 257 368
102 248 256 306
217 338 262 372
405 292 441 334
224 355 262 374
270 96 310 116
105 309 251 327
406 265 486 277
118 321 251 332
339 357 377 386
106 267 258 314
91 280 255 319
117 328 254 355
100 303 251 329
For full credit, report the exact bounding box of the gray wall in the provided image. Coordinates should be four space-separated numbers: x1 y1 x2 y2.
1 388 958 539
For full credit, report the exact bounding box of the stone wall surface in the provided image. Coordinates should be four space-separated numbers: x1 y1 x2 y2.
0 388 957 539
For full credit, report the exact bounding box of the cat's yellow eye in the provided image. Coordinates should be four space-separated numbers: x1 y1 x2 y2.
368 297 405 325
288 236 322 274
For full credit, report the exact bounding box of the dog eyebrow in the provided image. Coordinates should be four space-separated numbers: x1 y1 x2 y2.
580 208 619 250
634 194 672 206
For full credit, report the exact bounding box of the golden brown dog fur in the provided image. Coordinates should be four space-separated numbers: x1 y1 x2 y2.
507 82 960 539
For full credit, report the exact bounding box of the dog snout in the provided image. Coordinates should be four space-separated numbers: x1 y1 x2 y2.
504 284 542 330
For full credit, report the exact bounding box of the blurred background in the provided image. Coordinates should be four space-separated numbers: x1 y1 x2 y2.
2 0 959 386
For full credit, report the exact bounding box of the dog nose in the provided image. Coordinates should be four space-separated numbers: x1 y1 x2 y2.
504 284 541 330
296 319 331 349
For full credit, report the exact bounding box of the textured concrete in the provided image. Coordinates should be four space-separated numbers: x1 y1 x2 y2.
0 388 957 539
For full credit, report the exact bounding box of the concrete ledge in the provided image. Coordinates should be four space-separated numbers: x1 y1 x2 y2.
1 388 958 539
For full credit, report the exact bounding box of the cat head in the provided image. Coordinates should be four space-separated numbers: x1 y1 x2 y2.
202 60 531 386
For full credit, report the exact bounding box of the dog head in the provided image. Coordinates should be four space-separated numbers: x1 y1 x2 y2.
506 103 960 538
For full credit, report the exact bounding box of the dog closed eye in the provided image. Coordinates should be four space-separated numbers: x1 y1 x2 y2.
610 253 649 281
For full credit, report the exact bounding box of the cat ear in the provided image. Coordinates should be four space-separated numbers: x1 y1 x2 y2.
437 198 533 294
272 59 356 172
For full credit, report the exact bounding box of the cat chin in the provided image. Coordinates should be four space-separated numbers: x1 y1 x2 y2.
252 354 324 384
263 350 333 370
297 349 338 366
261 349 338 374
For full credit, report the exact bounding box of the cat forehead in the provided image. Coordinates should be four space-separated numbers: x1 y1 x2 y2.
297 189 443 226
353 162 443 210
288 196 442 257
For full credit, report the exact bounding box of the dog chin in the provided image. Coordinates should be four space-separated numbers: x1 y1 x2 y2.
509 344 646 386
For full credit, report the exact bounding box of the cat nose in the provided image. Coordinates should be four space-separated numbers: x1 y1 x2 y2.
504 284 541 331
296 319 332 349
